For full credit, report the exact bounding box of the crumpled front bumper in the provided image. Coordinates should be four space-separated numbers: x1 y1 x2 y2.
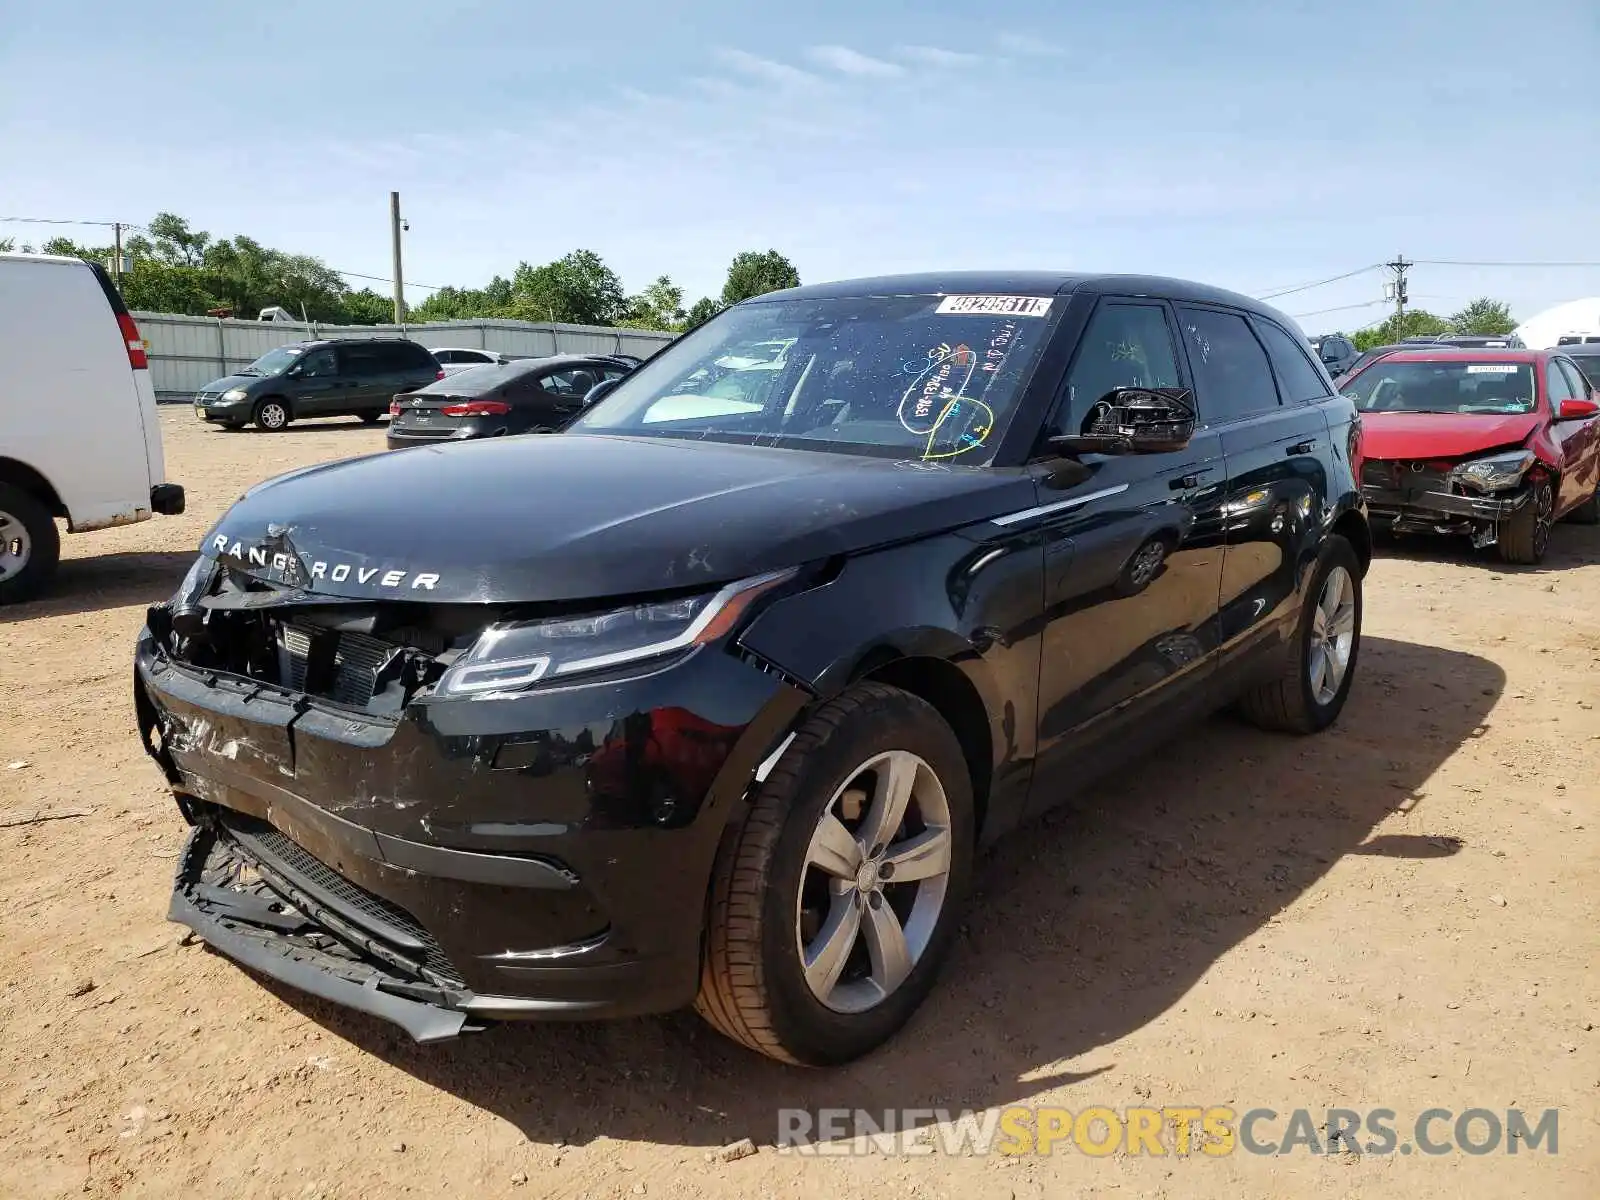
1361 483 1531 524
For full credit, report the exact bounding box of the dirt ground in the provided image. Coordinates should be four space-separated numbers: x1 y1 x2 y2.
2 408 1597 1199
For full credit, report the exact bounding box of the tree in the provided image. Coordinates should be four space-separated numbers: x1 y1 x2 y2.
121 259 215 314
507 250 627 325
1352 310 1450 351
1449 297 1515 336
721 250 800 307
338 288 395 325
620 275 686 331
126 212 211 267
684 296 725 330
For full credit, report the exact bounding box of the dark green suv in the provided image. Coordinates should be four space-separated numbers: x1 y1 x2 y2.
193 338 442 431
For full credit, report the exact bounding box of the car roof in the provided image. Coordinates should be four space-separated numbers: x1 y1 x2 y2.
1372 348 1545 363
754 271 1294 322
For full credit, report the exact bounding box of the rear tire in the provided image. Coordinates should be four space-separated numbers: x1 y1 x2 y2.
695 682 974 1066
252 398 291 431
0 483 61 605
1497 477 1554 564
1237 535 1362 734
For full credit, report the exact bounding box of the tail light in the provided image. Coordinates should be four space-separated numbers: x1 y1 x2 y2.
117 313 148 370
441 400 513 417
388 399 401 416
436 369 446 380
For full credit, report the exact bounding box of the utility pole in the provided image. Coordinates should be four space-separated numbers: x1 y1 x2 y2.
1385 254 1411 325
112 221 124 291
389 191 405 324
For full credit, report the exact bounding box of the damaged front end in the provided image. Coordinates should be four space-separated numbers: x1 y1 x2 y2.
1359 449 1546 548
135 551 809 1040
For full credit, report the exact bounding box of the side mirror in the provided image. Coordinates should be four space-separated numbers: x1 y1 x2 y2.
583 378 621 407
1557 397 1599 420
1049 387 1196 456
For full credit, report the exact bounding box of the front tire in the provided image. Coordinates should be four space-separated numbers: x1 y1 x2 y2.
696 682 974 1066
1237 535 1362 734
0 483 61 605
1497 476 1554 564
252 398 291 431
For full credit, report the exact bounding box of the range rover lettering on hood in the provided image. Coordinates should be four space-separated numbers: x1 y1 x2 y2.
210 535 440 591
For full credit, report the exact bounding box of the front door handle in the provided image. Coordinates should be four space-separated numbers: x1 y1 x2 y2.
1170 467 1216 490
1286 439 1319 456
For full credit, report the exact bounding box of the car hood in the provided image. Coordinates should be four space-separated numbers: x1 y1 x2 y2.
199 373 268 393
1361 411 1541 461
202 435 1033 603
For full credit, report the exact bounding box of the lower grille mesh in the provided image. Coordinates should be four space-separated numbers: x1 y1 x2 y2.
221 812 466 988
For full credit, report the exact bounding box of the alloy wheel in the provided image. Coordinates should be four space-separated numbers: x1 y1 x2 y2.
1532 479 1554 558
258 402 288 430
0 509 32 582
795 750 953 1015
1308 564 1356 706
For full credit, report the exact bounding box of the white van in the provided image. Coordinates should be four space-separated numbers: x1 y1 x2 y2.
0 253 185 603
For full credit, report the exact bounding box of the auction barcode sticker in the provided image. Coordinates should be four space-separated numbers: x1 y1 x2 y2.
936 294 1053 318
1465 364 1519 373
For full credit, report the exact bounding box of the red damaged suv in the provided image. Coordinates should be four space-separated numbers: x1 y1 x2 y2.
1342 349 1600 564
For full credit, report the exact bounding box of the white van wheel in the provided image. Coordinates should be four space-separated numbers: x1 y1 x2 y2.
0 483 61 605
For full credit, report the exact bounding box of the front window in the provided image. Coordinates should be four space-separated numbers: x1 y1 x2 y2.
1342 360 1536 415
569 294 1057 463
240 345 304 377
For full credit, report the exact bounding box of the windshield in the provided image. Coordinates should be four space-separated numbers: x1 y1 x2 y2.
569 294 1057 463
240 345 306 377
1342 360 1537 415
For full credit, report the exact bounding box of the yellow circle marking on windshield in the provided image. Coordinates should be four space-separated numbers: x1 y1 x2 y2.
922 395 996 460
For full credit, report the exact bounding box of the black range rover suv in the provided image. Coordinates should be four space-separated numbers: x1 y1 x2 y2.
136 272 1370 1065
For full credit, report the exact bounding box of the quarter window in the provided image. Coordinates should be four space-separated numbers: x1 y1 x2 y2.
1257 320 1331 404
1175 307 1282 424
1052 302 1181 436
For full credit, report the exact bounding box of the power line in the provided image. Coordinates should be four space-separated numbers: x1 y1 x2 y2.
3 215 443 293
1414 258 1600 269
1255 264 1383 300
1290 300 1385 319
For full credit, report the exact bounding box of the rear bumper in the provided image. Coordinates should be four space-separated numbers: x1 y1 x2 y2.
384 422 491 449
150 483 185 516
134 627 808 1040
1361 484 1529 524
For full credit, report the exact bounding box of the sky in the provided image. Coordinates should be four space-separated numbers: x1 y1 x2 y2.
3 0 1598 333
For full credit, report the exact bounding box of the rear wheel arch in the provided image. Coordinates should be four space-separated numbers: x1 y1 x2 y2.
0 457 66 519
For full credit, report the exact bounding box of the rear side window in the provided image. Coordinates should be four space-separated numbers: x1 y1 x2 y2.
1176 307 1281 424
1256 320 1331 403
1567 355 1600 387
1557 358 1592 396
543 366 602 396
433 349 461 364
400 342 438 370
341 345 386 375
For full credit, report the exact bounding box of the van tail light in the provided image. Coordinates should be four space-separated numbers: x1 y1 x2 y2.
441 400 513 417
118 313 148 370
388 399 402 417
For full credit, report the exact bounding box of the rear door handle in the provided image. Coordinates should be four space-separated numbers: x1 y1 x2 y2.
1170 467 1216 490
1286 439 1319 456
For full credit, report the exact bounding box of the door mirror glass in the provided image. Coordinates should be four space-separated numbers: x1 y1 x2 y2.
1049 387 1196 455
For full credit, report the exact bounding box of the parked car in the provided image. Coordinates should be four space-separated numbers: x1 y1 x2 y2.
386 355 634 448
1563 343 1600 386
0 252 184 603
1311 333 1359 378
429 347 528 376
135 271 1370 1065
1334 342 1443 384
1343 349 1600 562
192 338 442 430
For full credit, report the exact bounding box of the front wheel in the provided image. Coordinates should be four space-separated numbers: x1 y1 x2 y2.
252 398 291 431
696 682 974 1065
1237 535 1362 734
1498 476 1554 564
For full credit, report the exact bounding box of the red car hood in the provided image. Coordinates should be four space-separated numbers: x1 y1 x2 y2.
1362 411 1540 461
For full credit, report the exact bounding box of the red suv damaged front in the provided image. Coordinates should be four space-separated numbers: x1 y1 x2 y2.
1341 349 1600 563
